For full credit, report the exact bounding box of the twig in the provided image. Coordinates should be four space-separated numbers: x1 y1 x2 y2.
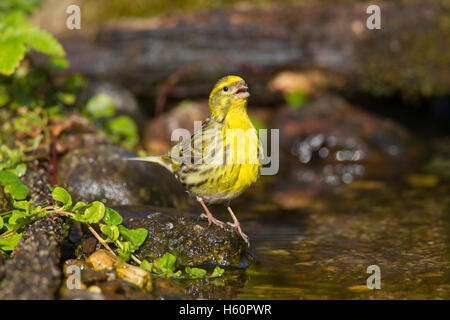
48 208 116 257
87 223 116 257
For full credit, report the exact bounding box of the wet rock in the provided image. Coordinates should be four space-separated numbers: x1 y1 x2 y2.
272 94 427 191
80 237 98 256
77 81 145 127
121 207 249 267
56 145 191 208
63 259 110 284
97 279 153 300
0 218 65 299
86 249 119 272
116 262 152 291
60 287 105 300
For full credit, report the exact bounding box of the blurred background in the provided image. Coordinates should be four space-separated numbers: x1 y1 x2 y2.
1 0 449 299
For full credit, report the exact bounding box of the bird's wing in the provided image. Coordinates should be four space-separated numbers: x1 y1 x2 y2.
170 117 225 171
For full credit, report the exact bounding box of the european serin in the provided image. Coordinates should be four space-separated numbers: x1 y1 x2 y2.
130 75 261 245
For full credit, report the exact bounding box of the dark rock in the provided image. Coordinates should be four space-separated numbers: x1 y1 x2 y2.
59 287 105 300
120 206 249 267
0 218 65 299
56 145 191 208
97 279 152 300
21 159 53 207
81 237 98 256
63 259 109 284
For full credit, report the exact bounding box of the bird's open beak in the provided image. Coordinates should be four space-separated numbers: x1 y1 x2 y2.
234 83 250 99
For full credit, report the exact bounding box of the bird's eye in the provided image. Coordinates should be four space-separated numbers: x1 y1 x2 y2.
223 86 229 92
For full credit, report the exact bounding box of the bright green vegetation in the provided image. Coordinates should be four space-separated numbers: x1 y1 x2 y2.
139 252 225 280
0 183 226 280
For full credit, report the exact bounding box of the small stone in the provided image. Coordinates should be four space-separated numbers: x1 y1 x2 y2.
86 250 119 271
88 285 102 293
81 237 98 255
115 262 152 291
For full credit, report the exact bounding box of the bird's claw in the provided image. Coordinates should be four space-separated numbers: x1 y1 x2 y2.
227 222 250 247
200 213 225 228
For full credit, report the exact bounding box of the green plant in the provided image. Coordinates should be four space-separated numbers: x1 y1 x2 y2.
284 89 307 108
84 93 139 150
0 0 64 76
139 252 225 280
0 184 226 280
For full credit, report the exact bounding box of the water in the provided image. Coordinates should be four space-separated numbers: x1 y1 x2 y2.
220 143 450 299
118 139 450 300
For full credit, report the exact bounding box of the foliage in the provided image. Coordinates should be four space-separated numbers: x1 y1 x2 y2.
0 184 225 279
284 89 307 108
0 0 64 76
84 94 139 150
139 252 225 280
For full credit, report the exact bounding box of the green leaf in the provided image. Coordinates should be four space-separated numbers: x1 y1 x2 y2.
105 116 139 150
118 225 147 251
185 266 207 278
0 233 22 251
56 91 75 105
103 207 122 226
100 224 119 243
140 259 153 273
117 241 131 261
51 187 72 210
211 266 225 278
8 210 27 225
285 90 307 108
0 170 29 200
0 85 9 107
47 56 69 71
0 35 25 76
12 200 32 213
24 27 65 57
0 216 3 229
154 252 177 274
85 94 115 119
72 201 87 212
7 163 27 177
84 201 105 224
72 201 88 223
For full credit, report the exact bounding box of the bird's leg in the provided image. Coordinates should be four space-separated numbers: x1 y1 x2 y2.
198 198 225 228
226 206 250 246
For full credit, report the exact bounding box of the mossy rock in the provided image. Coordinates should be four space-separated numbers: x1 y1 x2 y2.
121 207 249 267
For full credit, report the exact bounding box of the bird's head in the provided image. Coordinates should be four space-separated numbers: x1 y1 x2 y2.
209 75 249 122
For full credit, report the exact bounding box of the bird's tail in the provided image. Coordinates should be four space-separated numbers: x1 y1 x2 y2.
127 155 173 173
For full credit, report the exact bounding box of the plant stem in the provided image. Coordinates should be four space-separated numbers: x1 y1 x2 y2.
48 208 116 257
115 239 141 265
87 223 116 257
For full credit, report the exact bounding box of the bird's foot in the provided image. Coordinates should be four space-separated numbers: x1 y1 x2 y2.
227 222 250 247
200 213 226 228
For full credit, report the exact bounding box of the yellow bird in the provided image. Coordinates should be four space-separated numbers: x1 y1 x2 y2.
130 75 261 245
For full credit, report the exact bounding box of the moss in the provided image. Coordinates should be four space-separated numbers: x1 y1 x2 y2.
356 2 450 100
122 209 249 267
